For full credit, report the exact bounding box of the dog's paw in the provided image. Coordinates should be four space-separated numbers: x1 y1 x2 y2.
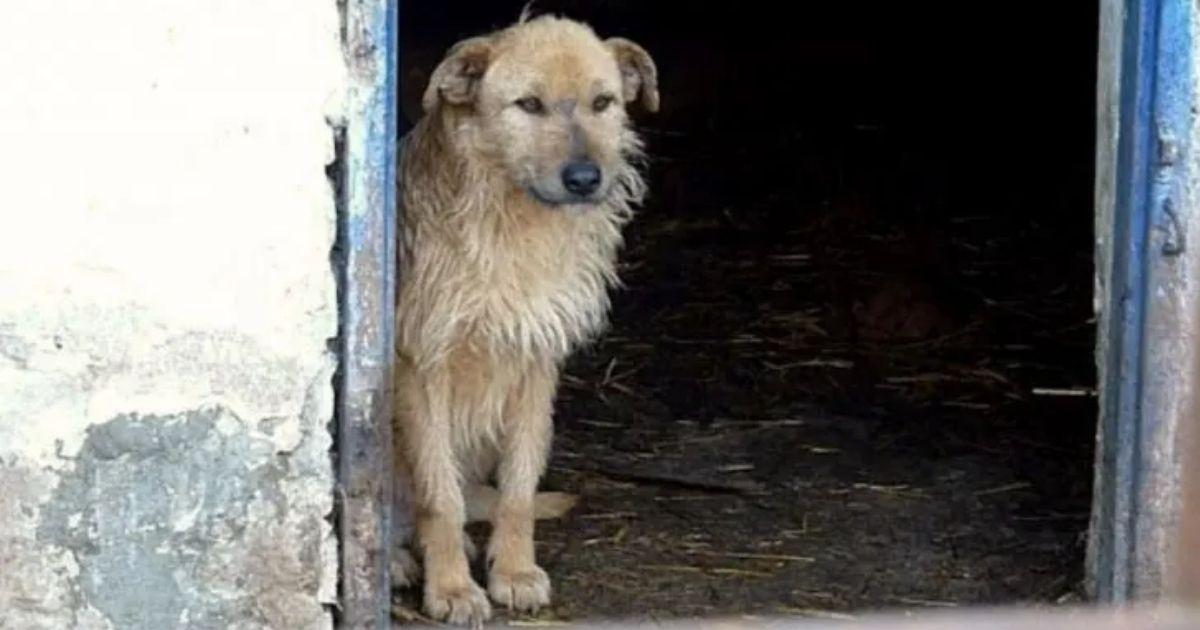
488 564 551 613
390 547 420 589
425 579 492 627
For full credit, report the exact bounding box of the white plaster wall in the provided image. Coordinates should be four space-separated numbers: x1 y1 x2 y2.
0 2 346 628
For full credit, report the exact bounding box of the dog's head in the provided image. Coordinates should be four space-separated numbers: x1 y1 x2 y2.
422 15 658 207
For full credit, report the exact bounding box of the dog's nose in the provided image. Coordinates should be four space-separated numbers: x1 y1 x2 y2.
561 162 601 197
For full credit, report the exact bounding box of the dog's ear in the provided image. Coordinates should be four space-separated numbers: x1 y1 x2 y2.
422 37 492 112
606 37 659 113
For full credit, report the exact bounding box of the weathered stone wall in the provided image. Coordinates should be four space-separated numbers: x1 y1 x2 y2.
0 2 346 628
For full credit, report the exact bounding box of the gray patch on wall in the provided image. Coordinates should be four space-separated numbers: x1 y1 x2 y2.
38 407 329 630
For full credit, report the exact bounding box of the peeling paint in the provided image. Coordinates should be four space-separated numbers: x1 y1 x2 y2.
34 406 336 630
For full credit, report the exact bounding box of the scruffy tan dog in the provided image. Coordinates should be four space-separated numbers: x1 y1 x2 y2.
392 12 658 626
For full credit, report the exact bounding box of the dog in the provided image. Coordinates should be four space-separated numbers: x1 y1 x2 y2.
391 12 658 626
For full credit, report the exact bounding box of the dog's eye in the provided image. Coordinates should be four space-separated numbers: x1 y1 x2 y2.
515 96 545 115
592 94 615 113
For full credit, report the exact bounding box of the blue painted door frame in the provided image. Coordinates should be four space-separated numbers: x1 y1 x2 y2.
1090 0 1195 602
337 0 399 627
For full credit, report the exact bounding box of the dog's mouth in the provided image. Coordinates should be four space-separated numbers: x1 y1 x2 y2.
525 185 609 209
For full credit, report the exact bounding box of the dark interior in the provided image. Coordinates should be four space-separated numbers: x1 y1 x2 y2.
397 1 1100 622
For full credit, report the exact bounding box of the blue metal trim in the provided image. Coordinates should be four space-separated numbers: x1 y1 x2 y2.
1095 0 1194 601
1095 0 1158 601
1133 0 1195 595
338 0 399 627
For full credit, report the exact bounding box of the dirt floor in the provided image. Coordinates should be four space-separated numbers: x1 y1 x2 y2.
392 122 1098 624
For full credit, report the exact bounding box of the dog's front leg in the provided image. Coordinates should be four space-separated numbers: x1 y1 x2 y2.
488 361 557 613
402 368 492 627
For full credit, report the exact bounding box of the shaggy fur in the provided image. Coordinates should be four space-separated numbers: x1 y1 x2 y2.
392 13 658 626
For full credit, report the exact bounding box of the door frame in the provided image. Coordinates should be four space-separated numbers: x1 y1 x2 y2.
336 0 400 627
1089 0 1198 602
330 0 1200 623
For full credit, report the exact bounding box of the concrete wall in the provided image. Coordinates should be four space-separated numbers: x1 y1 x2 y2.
0 3 346 628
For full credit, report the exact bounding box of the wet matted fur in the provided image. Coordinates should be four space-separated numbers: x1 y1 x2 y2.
392 12 658 626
